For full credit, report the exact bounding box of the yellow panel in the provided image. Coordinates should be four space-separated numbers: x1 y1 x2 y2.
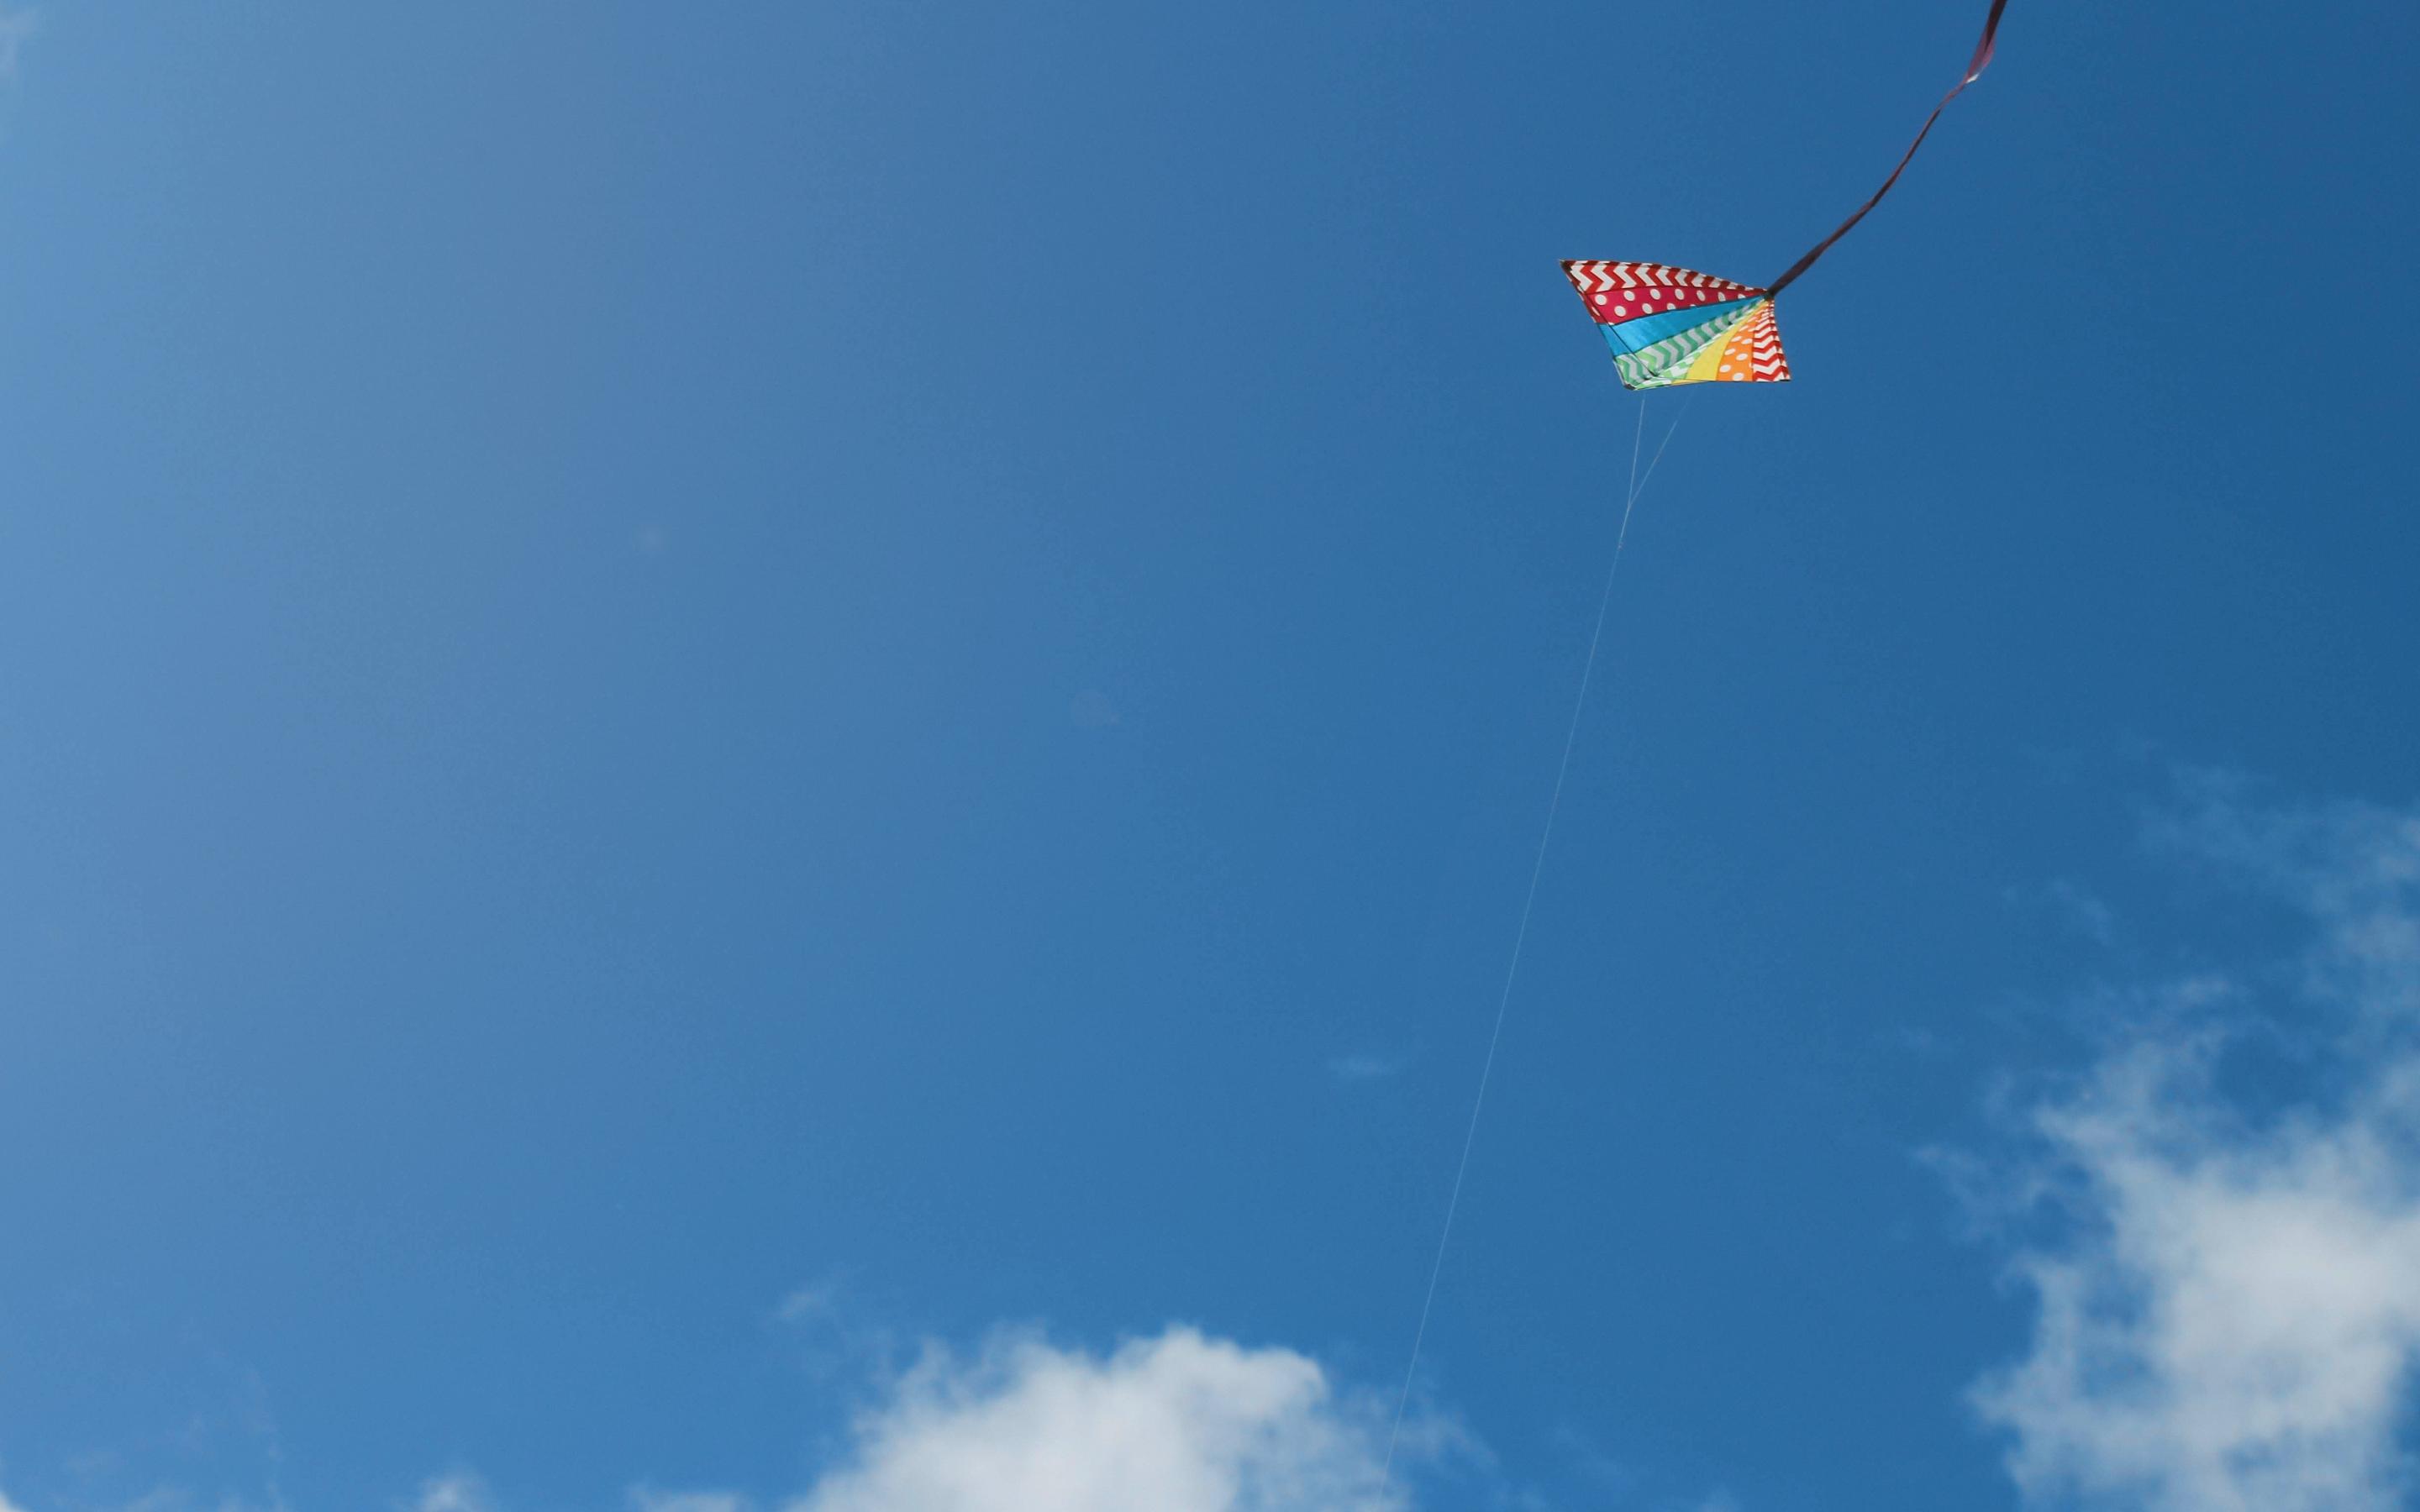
1674 301 1760 385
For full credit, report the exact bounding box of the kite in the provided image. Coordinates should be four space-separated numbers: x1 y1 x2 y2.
1377 14 2026 1498
1565 0 2011 388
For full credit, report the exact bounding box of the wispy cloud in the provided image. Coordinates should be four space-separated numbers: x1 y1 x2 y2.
410 1473 497 1512
776 1279 843 1327
1067 690 1122 729
630 1492 750 1512
2044 879 2117 945
0 8 34 83
111 1493 285 1512
768 1273 899 1386
1999 879 2118 946
1971 780 2420 1512
1328 1052 1404 1084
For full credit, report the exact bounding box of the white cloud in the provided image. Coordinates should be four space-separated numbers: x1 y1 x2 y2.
632 1493 750 1512
786 1326 1416 1512
390 1328 1437 1512
0 8 34 82
411 1474 497 1512
1975 785 2420 1512
1976 1037 2420 1511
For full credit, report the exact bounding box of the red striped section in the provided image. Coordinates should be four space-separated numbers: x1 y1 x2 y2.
1744 301 1791 381
1562 262 1765 326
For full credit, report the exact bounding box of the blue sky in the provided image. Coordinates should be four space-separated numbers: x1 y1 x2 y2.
3 3 2420 1510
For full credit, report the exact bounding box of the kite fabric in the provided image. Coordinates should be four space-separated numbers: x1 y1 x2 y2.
1563 263 1787 389
1564 0 2011 390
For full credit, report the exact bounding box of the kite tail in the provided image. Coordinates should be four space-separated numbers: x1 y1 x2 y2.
1765 0 2010 297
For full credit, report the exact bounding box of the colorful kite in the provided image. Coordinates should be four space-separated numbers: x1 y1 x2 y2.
1565 0 2011 388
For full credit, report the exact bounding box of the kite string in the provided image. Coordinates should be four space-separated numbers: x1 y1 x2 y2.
1376 396 1685 1493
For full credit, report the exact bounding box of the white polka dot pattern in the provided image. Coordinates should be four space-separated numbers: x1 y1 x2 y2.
1564 260 1791 390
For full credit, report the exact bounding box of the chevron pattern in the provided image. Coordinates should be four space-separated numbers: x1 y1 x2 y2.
1683 298 1791 385
1612 304 1754 390
1563 260 1789 390
1563 261 1755 297
1744 300 1791 381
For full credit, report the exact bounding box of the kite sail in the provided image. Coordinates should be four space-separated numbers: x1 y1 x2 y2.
1563 263 1787 389
1565 0 2011 389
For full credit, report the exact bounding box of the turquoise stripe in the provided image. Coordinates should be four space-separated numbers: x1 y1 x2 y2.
1608 307 1749 389
1597 297 1756 355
